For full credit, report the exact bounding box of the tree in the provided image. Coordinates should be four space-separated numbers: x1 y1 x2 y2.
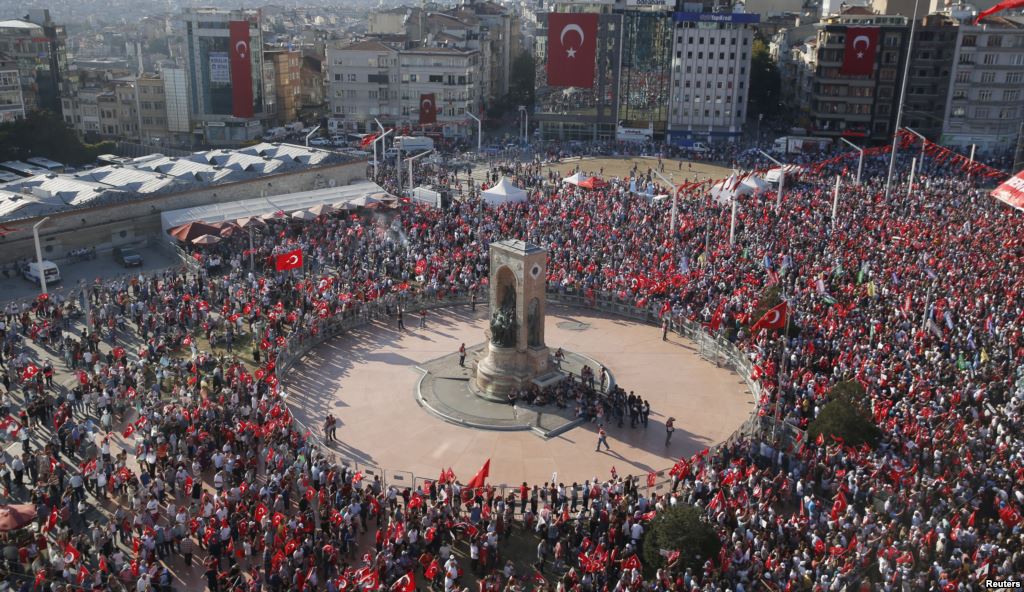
748 38 781 121
807 382 882 449
506 51 536 110
642 504 721 573
0 111 113 166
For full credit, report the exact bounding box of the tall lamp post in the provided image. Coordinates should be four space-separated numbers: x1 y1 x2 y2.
840 137 865 185
466 112 482 153
32 216 50 295
904 126 927 174
757 149 785 211
370 129 393 179
518 106 528 144
884 0 921 199
652 170 679 234
406 149 434 196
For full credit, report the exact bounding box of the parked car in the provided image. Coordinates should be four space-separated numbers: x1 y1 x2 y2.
20 260 61 284
309 137 332 147
114 246 143 267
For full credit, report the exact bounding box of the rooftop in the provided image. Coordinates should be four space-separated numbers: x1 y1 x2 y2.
0 143 355 223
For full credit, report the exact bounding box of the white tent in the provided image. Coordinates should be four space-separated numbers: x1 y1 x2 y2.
481 177 528 206
764 165 803 184
562 172 584 186
740 175 772 194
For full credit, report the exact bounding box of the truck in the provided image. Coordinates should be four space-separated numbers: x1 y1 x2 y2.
393 135 434 153
773 136 831 155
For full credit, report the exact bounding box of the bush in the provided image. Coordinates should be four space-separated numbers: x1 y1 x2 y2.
807 396 881 449
641 504 721 573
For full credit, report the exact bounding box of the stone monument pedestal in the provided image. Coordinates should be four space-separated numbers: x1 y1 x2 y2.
474 343 551 402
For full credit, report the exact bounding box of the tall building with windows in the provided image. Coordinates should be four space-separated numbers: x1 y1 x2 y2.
326 40 479 138
667 9 759 146
941 14 1024 150
807 10 910 141
179 8 266 145
0 53 25 122
0 12 67 114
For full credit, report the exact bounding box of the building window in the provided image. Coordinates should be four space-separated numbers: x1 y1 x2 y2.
962 35 976 47
1004 90 1020 101
987 35 1002 47
981 72 995 83
955 71 970 83
975 107 989 118
1007 72 1023 84
979 90 992 101
983 53 998 65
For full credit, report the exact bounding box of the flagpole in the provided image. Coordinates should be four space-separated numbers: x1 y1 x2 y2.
831 174 840 229
771 296 790 444
884 0 920 199
906 157 916 199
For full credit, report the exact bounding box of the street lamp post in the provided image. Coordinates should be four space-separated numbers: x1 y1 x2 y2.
758 149 785 211
905 126 927 173
466 112 482 153
653 170 678 234
840 137 865 185
406 149 434 196
32 216 50 295
884 0 921 199
907 157 917 199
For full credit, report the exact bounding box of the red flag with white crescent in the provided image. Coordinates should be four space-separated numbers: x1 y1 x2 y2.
419 93 437 125
547 12 598 88
275 248 303 272
840 27 879 76
991 169 1024 211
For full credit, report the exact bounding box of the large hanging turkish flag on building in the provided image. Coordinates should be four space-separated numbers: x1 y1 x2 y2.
419 93 437 125
991 170 1024 211
840 27 879 77
547 12 598 88
229 20 254 118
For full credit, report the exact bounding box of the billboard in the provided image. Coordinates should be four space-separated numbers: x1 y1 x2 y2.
209 52 229 84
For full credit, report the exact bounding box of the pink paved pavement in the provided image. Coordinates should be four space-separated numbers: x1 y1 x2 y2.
284 304 754 486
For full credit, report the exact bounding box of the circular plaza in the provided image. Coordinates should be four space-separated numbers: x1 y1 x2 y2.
283 303 754 485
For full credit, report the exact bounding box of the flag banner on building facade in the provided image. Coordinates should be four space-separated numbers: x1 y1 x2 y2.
229 20 254 118
419 93 437 125
546 12 599 88
839 27 879 77
990 170 1024 211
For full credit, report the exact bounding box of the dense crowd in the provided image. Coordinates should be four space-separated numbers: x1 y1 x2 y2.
0 136 1021 592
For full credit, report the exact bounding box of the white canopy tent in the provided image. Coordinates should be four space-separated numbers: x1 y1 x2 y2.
562 172 584 186
764 165 803 184
481 177 528 206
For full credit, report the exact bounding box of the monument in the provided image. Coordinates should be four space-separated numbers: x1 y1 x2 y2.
474 240 551 400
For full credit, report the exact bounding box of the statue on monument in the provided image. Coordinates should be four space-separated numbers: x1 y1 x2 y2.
490 283 518 347
527 298 541 347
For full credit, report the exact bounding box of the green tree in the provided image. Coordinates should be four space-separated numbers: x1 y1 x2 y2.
642 504 721 573
808 382 882 449
748 38 781 120
0 111 112 166
506 51 536 110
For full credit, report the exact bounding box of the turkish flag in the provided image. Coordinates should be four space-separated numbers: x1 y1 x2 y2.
419 93 437 125
360 133 378 148
991 170 1024 211
751 301 788 333
275 248 303 271
840 27 879 76
465 458 490 490
547 12 598 88
229 20 254 118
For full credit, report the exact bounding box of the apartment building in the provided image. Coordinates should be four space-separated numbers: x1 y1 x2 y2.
326 40 479 138
265 48 302 125
941 14 1024 150
0 53 25 123
137 73 170 143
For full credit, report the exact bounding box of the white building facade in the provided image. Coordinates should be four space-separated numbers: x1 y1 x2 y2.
941 15 1024 151
667 11 758 145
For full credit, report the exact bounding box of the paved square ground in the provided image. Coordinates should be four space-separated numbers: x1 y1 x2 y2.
284 304 754 486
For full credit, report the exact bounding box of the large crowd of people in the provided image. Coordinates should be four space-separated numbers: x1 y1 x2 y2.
0 135 1021 592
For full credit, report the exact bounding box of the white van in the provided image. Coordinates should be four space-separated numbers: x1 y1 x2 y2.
394 136 434 153
21 260 61 284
